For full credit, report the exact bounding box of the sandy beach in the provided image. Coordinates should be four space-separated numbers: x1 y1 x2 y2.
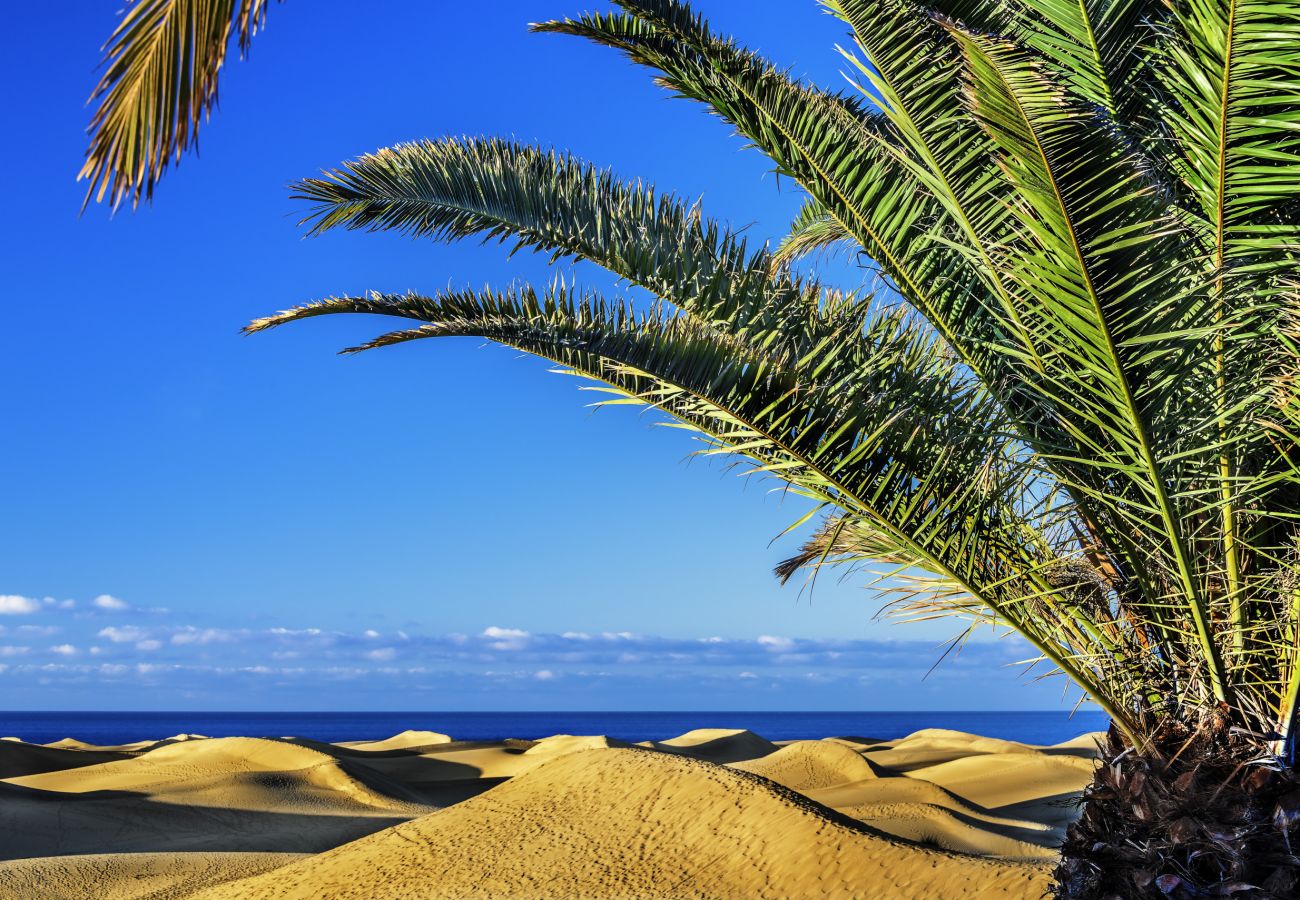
0 726 1100 899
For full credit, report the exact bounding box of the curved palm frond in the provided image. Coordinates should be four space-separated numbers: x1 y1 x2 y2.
770 198 857 271
291 137 836 353
532 4 1008 380
247 283 1145 733
917 0 1168 124
81 0 276 210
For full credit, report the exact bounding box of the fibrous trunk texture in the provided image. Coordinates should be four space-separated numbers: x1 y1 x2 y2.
1053 712 1300 898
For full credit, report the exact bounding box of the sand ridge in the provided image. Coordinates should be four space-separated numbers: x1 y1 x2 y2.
0 725 1102 899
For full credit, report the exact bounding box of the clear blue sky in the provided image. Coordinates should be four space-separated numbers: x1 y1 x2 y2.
0 1 1086 712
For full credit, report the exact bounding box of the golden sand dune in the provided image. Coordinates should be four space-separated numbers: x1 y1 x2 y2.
33 734 208 753
0 737 430 862
731 738 881 790
644 727 778 763
523 733 635 757
192 747 1051 900
0 738 133 779
0 852 304 900
335 729 452 752
737 732 1091 862
10 737 428 809
0 726 1101 899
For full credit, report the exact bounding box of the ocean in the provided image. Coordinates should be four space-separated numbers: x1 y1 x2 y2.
0 710 1108 746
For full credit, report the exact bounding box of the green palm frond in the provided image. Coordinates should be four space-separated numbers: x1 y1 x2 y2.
247 283 1144 733
533 4 1007 379
920 0 1166 121
770 198 857 271
291 137 834 352
81 0 276 210
950 21 1240 695
541 0 1245 704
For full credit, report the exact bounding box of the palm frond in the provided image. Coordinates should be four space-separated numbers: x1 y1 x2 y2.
770 198 857 271
949 20 1236 697
533 3 1006 381
80 0 275 210
292 137 830 349
249 282 1163 734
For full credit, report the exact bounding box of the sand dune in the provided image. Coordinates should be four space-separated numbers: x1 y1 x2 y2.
523 733 635 757
336 730 452 752
731 738 881 790
0 726 1101 899
192 747 1051 900
0 852 304 900
644 727 778 763
0 737 430 863
0 738 133 779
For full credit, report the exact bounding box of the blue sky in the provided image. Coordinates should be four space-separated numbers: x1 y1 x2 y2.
0 1 1086 711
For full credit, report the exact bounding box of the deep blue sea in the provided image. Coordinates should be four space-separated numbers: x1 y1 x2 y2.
0 710 1108 746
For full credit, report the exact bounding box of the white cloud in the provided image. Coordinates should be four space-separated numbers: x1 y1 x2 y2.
561 631 591 640
93 594 129 611
0 646 30 657
136 640 162 652
98 626 146 644
170 627 232 646
534 669 555 681
0 595 40 615
42 597 75 610
757 635 795 652
738 671 758 679
363 630 380 639
49 644 77 656
365 647 396 662
483 626 530 651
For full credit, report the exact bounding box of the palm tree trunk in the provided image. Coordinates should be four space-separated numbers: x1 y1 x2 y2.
1054 715 1300 898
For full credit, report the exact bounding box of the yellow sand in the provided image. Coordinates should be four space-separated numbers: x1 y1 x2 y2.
336 730 452 752
0 726 1101 899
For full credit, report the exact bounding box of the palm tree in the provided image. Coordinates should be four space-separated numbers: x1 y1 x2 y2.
95 0 1300 895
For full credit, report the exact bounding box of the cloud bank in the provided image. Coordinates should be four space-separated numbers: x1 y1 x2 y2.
0 591 1080 711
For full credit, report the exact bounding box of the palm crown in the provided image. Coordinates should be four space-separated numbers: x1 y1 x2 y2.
227 0 1300 756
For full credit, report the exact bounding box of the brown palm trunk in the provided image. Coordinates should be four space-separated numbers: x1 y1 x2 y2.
1053 717 1300 898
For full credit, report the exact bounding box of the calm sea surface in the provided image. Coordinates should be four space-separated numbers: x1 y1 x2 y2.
0 710 1108 746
